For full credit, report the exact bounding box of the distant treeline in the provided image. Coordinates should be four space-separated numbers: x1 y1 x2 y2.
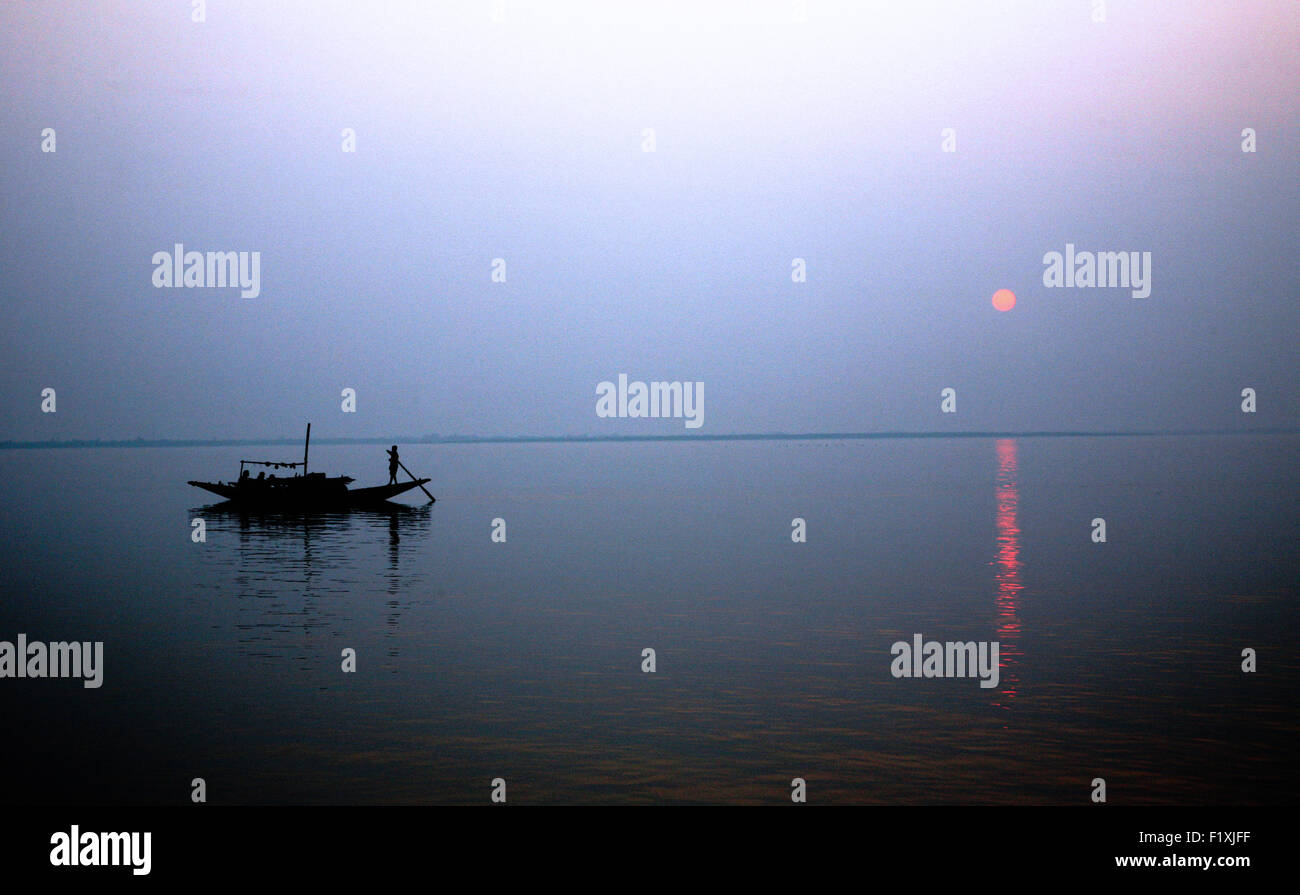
2 428 1297 451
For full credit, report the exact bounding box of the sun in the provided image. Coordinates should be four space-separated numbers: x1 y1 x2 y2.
992 289 1016 312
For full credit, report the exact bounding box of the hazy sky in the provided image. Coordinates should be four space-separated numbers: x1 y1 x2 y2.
3 0 1297 440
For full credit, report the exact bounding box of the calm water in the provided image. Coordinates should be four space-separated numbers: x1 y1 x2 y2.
2 435 1297 804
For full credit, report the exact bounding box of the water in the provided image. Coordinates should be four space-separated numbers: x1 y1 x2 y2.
1 435 1297 804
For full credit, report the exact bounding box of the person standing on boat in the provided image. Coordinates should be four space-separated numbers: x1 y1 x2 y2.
387 445 400 485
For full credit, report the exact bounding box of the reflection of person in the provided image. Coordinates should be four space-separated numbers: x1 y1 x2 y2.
387 446 400 485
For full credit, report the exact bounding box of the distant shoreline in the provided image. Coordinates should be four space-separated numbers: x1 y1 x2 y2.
2 429 1297 451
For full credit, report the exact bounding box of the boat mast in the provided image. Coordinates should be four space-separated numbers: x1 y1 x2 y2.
303 423 311 476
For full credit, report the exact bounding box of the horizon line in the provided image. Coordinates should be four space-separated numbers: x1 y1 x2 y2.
2 427 1297 451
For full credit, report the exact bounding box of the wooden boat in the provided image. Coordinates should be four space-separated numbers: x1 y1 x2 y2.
187 424 433 508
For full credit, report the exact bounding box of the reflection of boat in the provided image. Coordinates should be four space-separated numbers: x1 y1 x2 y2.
193 501 432 522
187 424 432 509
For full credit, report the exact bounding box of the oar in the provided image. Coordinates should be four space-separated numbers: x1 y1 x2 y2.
397 459 435 503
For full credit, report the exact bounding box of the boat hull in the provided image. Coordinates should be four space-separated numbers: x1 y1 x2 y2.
187 476 432 508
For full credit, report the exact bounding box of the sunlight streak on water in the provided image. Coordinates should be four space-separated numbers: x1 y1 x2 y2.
994 438 1022 707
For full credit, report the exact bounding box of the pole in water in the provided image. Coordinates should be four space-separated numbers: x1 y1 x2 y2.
397 459 435 503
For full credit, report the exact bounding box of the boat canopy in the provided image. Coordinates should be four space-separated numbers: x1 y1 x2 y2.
237 423 313 477
238 458 305 475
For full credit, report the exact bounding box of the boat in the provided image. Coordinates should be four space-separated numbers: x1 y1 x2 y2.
187 424 433 509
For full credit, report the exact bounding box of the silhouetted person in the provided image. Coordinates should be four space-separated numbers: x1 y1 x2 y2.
256 471 265 481
387 446 400 484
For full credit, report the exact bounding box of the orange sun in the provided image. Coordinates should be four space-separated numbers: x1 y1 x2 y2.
992 288 1016 312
